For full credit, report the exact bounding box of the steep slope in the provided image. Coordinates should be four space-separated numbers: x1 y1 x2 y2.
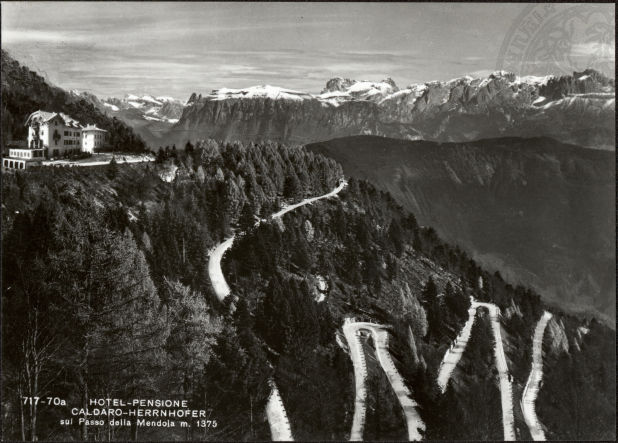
1 50 145 152
170 88 382 146
2 140 613 441
167 71 614 149
307 135 615 321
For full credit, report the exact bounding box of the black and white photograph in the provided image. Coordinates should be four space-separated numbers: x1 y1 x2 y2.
1 1 615 441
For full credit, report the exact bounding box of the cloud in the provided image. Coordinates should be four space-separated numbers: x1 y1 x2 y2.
3 3 613 97
1 29 87 44
462 56 492 62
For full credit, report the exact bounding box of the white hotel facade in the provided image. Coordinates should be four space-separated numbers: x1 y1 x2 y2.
2 110 109 170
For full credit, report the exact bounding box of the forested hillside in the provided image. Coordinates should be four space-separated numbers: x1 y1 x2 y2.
1 50 145 152
307 135 615 322
1 141 614 441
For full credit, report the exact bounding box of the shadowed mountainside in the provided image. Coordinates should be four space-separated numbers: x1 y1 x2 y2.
307 135 615 322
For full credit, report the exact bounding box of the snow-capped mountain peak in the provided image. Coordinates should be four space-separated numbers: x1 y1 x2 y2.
322 78 399 102
206 85 314 101
156 96 179 103
175 69 614 150
99 93 185 124
140 95 163 105
103 102 120 111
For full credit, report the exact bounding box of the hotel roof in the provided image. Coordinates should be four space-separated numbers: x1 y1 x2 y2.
25 110 81 128
82 124 108 132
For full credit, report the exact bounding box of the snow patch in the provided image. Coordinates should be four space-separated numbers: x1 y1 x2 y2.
156 96 177 102
347 80 394 94
577 325 589 336
516 75 554 86
345 80 397 101
208 85 312 101
141 95 163 105
379 88 418 104
103 102 120 111
143 115 165 122
317 90 352 106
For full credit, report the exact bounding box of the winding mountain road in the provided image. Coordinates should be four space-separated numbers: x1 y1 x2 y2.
342 320 368 441
206 179 347 439
436 300 478 392
270 180 347 219
521 311 553 441
208 180 347 302
437 297 516 441
266 381 294 441
208 236 235 300
343 319 425 441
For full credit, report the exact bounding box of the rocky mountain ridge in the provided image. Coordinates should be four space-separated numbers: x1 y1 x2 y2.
167 70 614 149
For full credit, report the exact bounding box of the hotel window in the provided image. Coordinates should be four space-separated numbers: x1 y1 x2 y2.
64 131 68 136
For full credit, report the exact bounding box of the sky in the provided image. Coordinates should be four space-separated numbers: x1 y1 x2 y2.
2 2 615 99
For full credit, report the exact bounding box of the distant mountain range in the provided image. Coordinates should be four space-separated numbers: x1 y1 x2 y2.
102 94 184 123
307 135 616 323
166 70 614 149
70 91 185 148
39 65 618 152
3 48 614 150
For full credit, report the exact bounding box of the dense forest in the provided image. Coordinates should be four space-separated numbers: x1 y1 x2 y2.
1 50 145 152
1 140 614 441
